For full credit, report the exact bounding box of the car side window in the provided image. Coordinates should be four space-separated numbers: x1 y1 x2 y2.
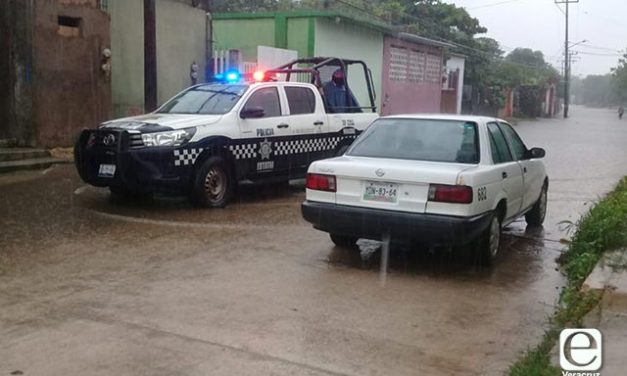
487 122 514 164
285 86 316 115
242 87 281 118
498 122 527 160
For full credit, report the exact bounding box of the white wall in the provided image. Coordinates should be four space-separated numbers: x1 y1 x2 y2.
109 0 207 117
314 18 384 111
446 55 465 114
156 0 207 106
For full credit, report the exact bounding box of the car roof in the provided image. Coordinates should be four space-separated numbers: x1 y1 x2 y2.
380 114 506 124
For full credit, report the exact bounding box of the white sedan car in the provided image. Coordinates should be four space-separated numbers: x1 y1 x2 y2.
301 115 548 264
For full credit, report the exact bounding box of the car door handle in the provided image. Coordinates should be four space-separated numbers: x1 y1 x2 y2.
276 123 289 129
523 167 528 173
502 171 508 179
313 121 324 126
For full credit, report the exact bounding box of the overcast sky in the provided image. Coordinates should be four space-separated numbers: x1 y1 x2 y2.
444 0 627 77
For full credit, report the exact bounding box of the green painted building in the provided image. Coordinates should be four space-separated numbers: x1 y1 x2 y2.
213 11 388 111
213 11 450 115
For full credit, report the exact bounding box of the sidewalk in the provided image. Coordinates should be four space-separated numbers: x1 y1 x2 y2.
553 249 627 375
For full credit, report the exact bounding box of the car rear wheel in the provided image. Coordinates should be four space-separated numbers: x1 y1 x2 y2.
525 184 548 227
329 233 358 248
191 156 233 208
476 213 501 266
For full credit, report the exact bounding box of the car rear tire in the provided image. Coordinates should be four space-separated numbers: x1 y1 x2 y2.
525 184 548 227
191 156 233 208
476 213 501 266
329 233 358 248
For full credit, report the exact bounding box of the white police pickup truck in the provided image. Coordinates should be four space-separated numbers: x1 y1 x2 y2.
75 58 379 207
301 115 548 264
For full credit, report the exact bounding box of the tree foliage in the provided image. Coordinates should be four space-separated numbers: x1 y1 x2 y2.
569 51 627 107
611 52 627 104
211 0 560 112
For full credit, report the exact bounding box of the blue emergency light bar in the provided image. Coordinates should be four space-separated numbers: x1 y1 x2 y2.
214 70 241 83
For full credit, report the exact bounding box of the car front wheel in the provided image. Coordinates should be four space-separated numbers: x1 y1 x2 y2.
191 156 233 208
525 184 548 227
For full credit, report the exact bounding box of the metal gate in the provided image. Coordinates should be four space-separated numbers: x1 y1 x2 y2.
381 37 444 116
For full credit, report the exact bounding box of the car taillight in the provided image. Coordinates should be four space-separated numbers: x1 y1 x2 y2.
306 173 336 192
428 184 473 204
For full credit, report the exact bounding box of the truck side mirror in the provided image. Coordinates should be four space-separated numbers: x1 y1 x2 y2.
240 106 265 119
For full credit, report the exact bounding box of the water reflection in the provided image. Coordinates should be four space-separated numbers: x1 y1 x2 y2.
326 223 556 287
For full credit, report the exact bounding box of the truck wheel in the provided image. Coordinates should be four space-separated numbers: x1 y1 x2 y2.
330 233 358 248
192 156 233 208
525 184 548 227
476 213 501 266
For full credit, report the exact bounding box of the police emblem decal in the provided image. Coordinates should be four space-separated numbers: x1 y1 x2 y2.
259 139 272 160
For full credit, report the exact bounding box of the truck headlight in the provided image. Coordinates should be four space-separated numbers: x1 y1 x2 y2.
141 127 196 147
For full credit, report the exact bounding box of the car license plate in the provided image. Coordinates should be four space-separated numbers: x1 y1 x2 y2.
98 164 116 178
363 181 399 203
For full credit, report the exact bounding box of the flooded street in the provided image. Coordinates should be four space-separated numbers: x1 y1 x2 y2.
1 106 626 375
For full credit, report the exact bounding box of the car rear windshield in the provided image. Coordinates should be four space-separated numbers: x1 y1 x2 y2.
347 118 480 164
157 84 248 115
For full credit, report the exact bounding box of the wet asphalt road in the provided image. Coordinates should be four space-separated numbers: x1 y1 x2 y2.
1 106 626 376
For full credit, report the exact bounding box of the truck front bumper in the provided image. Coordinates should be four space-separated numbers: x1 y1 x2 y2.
74 129 192 194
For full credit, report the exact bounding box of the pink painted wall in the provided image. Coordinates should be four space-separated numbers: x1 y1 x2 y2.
381 37 443 116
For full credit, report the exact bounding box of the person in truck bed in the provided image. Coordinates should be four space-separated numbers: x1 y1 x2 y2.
323 69 362 113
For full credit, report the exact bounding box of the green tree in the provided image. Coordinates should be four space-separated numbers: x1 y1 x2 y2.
209 0 560 113
611 52 627 104
502 48 559 86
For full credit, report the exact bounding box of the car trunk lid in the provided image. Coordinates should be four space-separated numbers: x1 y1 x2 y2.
311 156 476 213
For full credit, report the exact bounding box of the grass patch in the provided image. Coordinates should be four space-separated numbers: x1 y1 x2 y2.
508 176 627 375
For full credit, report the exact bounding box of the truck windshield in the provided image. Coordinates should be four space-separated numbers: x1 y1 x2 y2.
157 84 248 115
348 118 479 164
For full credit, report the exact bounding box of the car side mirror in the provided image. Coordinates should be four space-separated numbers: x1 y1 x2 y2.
240 106 265 119
527 147 546 159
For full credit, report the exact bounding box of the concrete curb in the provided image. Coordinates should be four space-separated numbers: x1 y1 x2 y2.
0 158 72 174
582 249 627 313
549 250 627 372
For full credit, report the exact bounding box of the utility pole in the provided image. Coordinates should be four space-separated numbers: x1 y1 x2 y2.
204 0 214 82
144 0 157 112
556 0 579 118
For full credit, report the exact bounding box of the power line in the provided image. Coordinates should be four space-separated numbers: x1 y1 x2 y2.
574 51 623 57
554 2 565 15
467 0 523 10
579 43 622 53
331 0 558 72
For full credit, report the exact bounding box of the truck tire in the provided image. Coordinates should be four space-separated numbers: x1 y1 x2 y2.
329 233 358 248
476 213 501 266
525 184 548 227
191 156 233 208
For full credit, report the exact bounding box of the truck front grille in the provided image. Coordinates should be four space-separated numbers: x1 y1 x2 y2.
128 133 144 149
